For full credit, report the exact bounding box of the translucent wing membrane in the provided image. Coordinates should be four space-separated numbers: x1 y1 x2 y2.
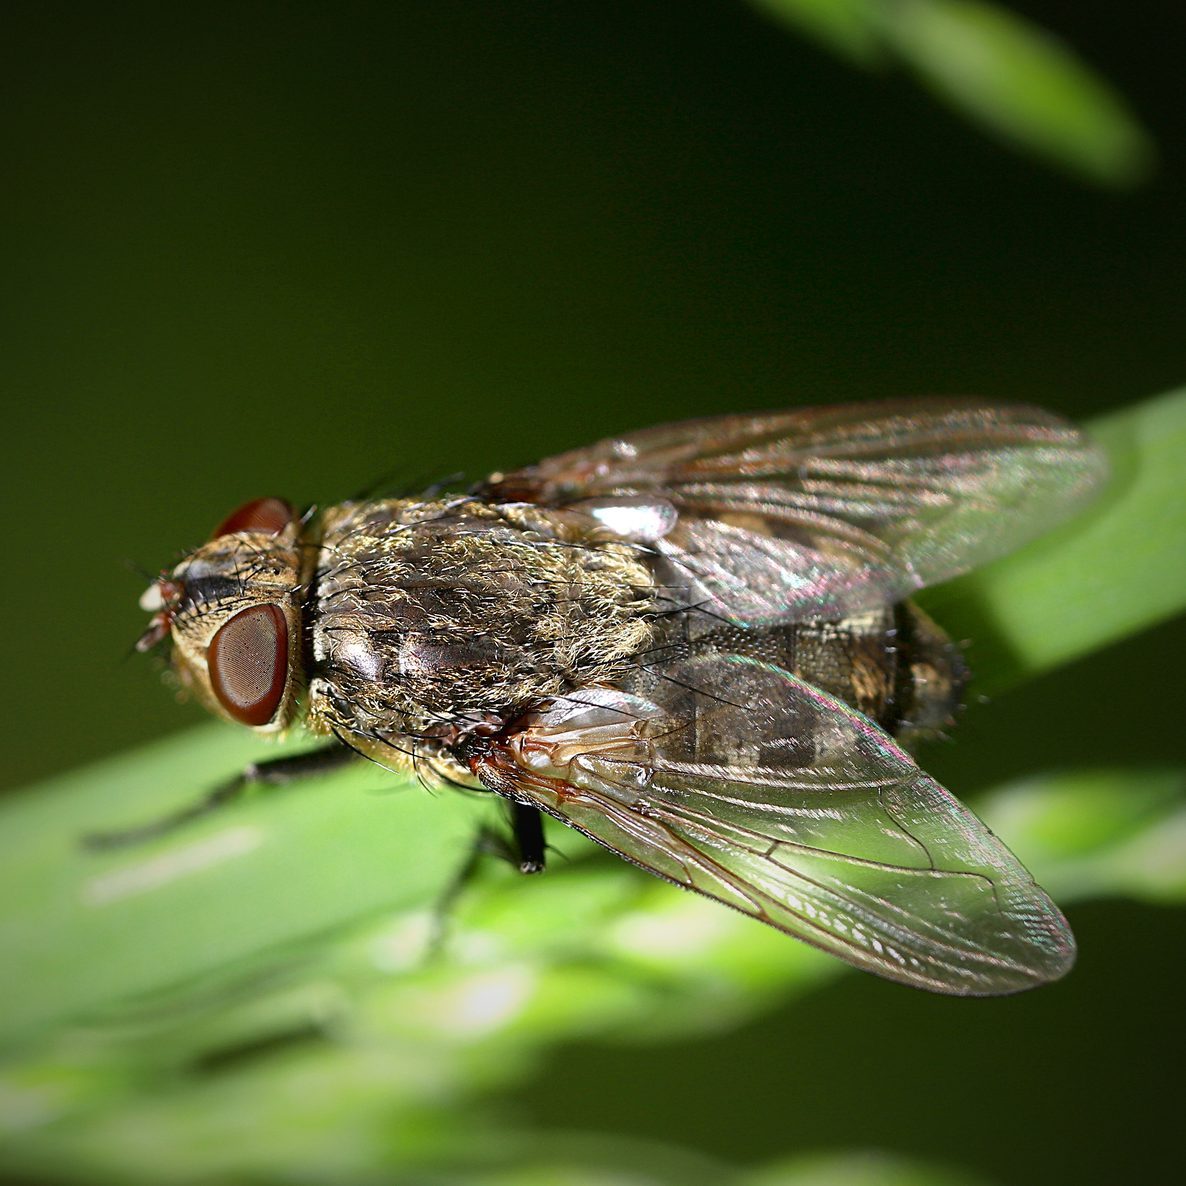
482 399 1106 623
474 655 1074 994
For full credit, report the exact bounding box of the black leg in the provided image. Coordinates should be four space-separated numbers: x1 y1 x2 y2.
426 824 507 957
82 744 356 850
238 746 358 786
427 807 548 957
510 802 546 874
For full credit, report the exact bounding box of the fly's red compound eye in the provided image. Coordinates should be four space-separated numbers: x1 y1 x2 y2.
207 604 289 726
212 497 294 539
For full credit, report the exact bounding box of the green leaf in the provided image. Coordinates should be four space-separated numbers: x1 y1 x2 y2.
884 0 1153 186
749 1151 994 1186
747 0 886 64
979 767 1186 903
0 726 479 1047
747 0 1155 187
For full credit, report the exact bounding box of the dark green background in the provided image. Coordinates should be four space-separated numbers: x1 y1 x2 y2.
4 3 1185 1183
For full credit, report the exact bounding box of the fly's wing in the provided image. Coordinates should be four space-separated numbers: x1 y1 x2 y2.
472 654 1075 994
480 399 1106 624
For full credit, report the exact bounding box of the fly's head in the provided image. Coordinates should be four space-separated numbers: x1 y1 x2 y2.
138 497 312 734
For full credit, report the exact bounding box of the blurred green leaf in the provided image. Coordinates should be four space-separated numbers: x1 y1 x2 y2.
747 0 1154 186
981 767 1186 903
747 0 886 63
885 0 1153 186
0 726 479 1047
749 1151 994 1186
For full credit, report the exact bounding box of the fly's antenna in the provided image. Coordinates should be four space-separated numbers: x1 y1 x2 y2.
124 558 158 583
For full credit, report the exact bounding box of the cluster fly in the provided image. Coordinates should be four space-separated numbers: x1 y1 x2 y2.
107 399 1105 995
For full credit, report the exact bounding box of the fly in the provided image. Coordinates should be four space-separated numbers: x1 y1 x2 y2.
102 399 1106 995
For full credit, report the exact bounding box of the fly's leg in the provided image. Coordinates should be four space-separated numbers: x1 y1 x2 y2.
82 745 357 850
510 802 546 874
428 802 548 956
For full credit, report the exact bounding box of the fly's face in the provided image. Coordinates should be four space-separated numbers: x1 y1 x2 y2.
138 498 310 734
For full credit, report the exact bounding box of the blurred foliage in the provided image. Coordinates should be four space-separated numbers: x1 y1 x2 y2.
1 390 1183 1184
748 0 1153 184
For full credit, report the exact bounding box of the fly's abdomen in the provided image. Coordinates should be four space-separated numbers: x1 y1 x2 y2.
789 603 965 741
637 603 965 747
886 602 967 742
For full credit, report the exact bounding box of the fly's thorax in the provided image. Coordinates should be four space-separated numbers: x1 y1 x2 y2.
141 501 315 734
305 497 658 742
